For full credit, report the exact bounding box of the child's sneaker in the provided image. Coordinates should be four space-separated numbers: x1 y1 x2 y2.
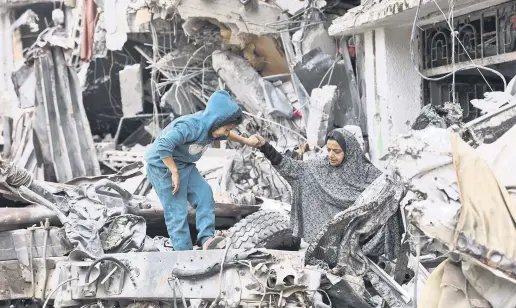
202 236 226 250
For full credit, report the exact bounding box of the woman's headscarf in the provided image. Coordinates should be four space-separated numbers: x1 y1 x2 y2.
303 128 382 212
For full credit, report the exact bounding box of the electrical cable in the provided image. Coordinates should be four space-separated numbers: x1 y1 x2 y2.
41 278 79 308
410 0 507 89
209 237 232 308
430 0 494 92
1 161 34 187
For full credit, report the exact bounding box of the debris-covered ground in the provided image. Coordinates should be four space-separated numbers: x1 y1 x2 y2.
1 0 516 307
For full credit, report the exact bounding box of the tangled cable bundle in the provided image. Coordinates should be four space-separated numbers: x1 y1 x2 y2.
0 161 33 187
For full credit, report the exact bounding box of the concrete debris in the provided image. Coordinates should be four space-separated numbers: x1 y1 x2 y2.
294 47 365 130
11 9 39 32
301 23 337 56
175 0 284 36
212 50 268 115
471 91 516 115
274 0 307 15
261 78 293 118
103 0 131 51
6 0 516 307
119 64 144 116
383 94 516 308
307 85 337 147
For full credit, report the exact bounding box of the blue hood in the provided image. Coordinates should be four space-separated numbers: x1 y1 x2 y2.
144 90 243 169
200 90 243 134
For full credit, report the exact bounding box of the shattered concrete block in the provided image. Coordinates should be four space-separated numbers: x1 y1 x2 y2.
260 79 293 118
119 64 144 117
307 85 337 147
278 81 298 104
301 24 337 56
104 0 131 51
212 51 268 115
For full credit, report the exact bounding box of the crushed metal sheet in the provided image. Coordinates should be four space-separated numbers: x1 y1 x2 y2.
33 46 101 183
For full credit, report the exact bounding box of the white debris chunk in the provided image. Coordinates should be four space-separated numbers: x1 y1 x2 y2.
175 0 283 36
119 64 144 116
301 24 337 56
307 85 337 147
104 0 131 51
471 92 516 115
212 51 268 115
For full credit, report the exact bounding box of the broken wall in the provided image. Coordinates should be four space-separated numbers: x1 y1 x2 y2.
364 26 422 163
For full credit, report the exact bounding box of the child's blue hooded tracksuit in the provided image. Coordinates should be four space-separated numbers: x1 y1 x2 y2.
144 90 242 250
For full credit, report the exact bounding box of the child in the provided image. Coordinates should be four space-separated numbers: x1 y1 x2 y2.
145 90 260 250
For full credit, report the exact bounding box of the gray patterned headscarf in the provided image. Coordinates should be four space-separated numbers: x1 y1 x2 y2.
304 128 382 210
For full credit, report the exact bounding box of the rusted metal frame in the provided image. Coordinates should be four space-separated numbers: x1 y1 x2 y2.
1 250 318 305
66 251 317 303
455 232 516 281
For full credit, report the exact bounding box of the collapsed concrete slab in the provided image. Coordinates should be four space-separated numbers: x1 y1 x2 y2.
211 50 267 115
301 24 337 56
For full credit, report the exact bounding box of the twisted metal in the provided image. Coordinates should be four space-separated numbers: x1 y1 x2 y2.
0 161 34 187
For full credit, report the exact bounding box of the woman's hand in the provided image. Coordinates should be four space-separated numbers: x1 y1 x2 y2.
172 172 180 195
247 134 266 148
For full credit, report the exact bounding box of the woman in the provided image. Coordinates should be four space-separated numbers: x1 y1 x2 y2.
257 128 382 243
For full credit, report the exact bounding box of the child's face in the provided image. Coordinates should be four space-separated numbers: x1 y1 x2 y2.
212 124 237 138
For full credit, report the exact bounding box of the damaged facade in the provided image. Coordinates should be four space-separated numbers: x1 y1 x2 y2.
330 0 516 162
0 0 516 307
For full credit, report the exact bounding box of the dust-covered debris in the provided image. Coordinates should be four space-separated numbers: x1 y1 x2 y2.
3 0 516 307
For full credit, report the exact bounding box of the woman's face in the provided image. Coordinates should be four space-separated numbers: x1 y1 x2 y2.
327 139 345 167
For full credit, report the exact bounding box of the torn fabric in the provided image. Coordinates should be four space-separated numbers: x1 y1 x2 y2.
81 0 96 61
100 214 147 253
305 171 405 276
419 259 491 308
451 133 516 279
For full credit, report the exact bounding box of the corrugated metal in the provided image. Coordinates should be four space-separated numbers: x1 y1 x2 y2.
33 46 100 182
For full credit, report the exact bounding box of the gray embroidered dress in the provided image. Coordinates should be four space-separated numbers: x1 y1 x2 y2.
260 128 382 242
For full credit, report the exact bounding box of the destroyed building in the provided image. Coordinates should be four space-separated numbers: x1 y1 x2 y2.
330 0 516 162
0 0 516 307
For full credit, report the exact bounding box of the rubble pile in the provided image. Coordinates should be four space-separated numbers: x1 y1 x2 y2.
382 100 516 307
1 0 516 307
